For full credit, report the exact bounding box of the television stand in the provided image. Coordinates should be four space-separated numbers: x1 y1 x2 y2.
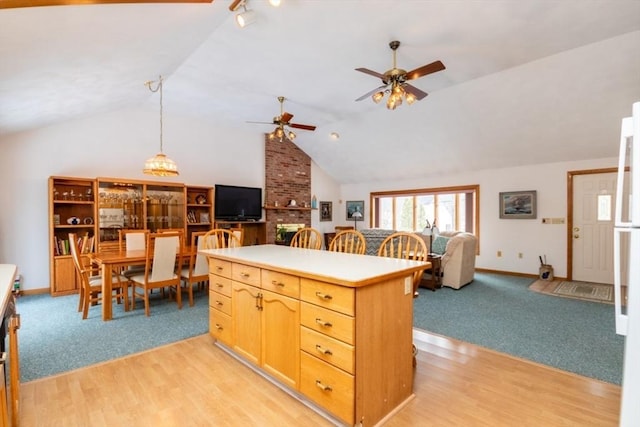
214 220 266 245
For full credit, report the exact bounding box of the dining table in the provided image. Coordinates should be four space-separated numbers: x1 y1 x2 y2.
92 247 195 321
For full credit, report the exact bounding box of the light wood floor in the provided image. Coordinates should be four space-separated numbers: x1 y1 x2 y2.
20 331 620 426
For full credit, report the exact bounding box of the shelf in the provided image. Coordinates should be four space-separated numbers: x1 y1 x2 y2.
264 206 312 211
187 222 212 226
187 204 211 208
53 200 94 204
54 224 95 229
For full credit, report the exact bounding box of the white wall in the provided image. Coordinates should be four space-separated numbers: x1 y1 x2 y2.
0 107 341 291
340 156 619 278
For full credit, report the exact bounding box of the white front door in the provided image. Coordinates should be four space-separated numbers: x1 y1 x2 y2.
572 172 621 283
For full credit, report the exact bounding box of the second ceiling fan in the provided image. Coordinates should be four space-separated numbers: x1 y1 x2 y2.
355 40 446 110
248 96 316 142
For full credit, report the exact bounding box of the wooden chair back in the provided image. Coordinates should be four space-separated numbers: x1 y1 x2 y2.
290 227 322 250
229 227 244 246
377 232 429 297
146 232 182 284
118 229 148 251
189 231 210 279
201 229 242 249
328 230 366 254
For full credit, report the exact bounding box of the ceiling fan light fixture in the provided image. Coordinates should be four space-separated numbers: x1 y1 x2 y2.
372 91 384 103
275 127 284 139
288 130 296 140
405 91 416 105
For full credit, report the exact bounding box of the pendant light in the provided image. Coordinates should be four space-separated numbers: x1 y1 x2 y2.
143 75 179 177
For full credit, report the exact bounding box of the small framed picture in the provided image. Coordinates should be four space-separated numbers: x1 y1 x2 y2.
199 212 210 224
346 200 364 221
320 201 332 222
499 190 537 219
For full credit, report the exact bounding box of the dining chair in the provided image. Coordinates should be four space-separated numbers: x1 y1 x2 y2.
229 227 244 246
201 229 242 250
69 233 129 320
289 227 322 250
179 231 209 306
118 229 149 278
377 231 429 297
130 232 183 316
328 229 367 254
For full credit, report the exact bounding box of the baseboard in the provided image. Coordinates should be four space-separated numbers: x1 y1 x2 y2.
474 268 566 281
16 288 50 296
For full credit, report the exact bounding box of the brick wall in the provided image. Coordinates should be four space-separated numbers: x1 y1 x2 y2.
264 134 311 243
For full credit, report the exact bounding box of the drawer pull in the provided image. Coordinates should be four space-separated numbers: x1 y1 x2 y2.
315 380 332 392
215 300 224 306
271 280 285 287
214 323 224 330
240 272 250 278
215 282 224 288
315 318 332 328
315 292 333 300
315 344 333 355
216 266 223 272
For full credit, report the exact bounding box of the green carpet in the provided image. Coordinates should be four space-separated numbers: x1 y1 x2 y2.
14 289 209 382
413 272 625 385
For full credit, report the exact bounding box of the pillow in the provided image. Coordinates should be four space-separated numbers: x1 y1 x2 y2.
431 236 450 255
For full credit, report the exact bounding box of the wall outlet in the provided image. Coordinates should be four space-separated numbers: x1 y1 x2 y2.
404 277 412 295
497 250 502 257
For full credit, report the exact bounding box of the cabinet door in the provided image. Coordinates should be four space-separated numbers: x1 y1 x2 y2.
261 289 300 389
53 257 78 294
232 281 261 365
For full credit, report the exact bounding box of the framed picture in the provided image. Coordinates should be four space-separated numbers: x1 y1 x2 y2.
499 190 537 219
199 212 210 224
346 200 364 221
319 201 332 222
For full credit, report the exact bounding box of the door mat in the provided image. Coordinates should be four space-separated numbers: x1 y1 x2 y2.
529 279 619 304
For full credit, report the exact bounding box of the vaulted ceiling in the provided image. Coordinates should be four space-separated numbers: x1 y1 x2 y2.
1 0 639 184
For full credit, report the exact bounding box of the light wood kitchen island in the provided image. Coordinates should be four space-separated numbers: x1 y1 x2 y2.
200 244 428 427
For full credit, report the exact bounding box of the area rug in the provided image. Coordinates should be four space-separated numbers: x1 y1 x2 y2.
529 279 616 304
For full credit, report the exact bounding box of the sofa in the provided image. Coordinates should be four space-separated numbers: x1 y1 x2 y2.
359 228 477 290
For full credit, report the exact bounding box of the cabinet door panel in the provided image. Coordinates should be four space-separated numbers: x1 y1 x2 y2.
261 289 300 389
232 282 261 365
53 257 78 294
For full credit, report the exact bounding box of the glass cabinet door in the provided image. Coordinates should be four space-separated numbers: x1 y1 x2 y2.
146 184 185 232
97 181 144 243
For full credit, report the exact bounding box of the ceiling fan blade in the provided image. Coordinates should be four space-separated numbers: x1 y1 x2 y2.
355 84 388 102
246 121 274 125
405 60 446 81
355 68 386 80
403 84 428 101
289 123 316 131
280 112 293 123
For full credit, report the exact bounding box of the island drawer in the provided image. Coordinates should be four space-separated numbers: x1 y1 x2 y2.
209 259 232 279
231 262 261 287
262 269 300 298
209 275 232 297
300 326 354 374
300 278 354 316
300 302 354 345
209 310 232 345
209 291 232 316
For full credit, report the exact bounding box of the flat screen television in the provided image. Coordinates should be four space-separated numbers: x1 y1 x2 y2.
214 184 262 221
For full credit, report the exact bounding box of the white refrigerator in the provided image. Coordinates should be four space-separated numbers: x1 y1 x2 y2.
614 101 640 426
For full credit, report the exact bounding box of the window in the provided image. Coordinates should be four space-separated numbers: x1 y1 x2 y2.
371 185 479 236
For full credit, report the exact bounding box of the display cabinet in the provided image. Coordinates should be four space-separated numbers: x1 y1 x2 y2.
48 176 97 295
96 178 185 251
186 186 213 243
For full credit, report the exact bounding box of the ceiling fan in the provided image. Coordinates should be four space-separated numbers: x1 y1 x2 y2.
355 40 445 110
248 96 316 142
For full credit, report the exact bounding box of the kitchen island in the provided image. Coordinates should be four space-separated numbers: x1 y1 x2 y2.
200 244 428 426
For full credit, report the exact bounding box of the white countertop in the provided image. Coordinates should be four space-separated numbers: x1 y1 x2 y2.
200 244 428 287
0 264 17 317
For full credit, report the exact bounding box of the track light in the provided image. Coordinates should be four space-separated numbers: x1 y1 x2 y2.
230 0 256 28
